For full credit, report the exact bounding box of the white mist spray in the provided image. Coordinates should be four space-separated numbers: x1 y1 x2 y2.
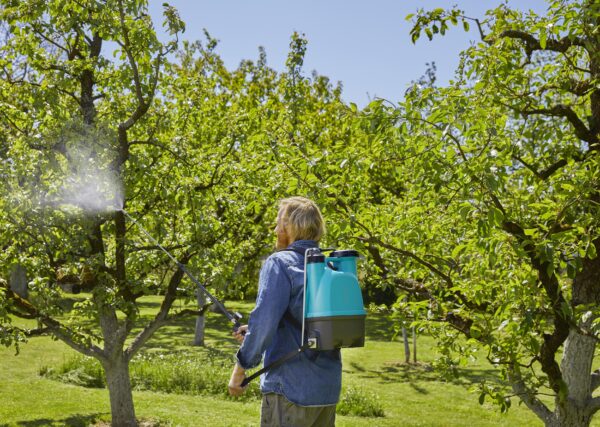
45 121 123 214
58 152 123 213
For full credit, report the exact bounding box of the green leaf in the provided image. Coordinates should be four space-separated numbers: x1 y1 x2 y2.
451 244 465 258
487 207 504 227
587 243 597 260
539 32 547 49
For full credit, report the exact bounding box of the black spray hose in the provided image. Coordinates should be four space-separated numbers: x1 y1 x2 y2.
120 208 243 331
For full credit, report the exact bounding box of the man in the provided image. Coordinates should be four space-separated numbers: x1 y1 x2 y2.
228 197 341 427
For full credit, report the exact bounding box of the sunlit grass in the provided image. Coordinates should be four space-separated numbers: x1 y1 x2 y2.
41 348 263 401
0 295 557 426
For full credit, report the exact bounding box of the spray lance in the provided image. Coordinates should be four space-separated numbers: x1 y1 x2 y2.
119 208 244 333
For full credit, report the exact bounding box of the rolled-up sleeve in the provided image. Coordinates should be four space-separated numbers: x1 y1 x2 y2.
236 255 291 369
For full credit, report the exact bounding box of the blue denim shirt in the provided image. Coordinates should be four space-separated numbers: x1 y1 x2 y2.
236 240 342 406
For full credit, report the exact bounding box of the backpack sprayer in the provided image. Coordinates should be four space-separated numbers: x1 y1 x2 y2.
119 209 243 332
241 247 366 386
303 248 366 349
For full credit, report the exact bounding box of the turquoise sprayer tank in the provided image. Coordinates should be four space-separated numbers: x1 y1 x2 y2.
303 249 366 350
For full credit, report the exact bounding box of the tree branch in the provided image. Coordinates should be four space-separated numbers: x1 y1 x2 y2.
520 104 598 147
362 236 491 313
0 109 27 135
543 79 594 97
508 368 554 424
128 243 187 253
23 327 51 337
115 0 167 133
116 0 145 108
1 282 105 361
360 236 453 285
502 220 570 396
496 30 585 53
129 139 191 167
512 155 570 181
392 276 428 296
194 138 238 191
30 24 71 56
124 253 192 359
5 74 80 105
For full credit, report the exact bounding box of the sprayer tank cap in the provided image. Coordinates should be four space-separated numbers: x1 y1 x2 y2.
329 250 360 258
306 253 325 264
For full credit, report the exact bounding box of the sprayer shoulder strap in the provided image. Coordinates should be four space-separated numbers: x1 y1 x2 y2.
240 343 311 387
278 247 309 331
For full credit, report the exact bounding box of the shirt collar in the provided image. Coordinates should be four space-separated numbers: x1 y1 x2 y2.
287 240 319 251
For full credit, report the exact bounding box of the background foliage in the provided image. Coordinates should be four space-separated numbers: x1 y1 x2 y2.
1 0 600 426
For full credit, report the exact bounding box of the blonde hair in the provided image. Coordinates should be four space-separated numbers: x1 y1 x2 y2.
279 197 326 242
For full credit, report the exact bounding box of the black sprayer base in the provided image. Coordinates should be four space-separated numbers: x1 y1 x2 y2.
306 315 366 351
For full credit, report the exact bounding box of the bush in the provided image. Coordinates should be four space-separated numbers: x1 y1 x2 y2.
40 348 261 401
40 354 105 388
42 351 384 415
336 386 385 418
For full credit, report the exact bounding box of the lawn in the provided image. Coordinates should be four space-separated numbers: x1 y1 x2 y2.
0 296 550 426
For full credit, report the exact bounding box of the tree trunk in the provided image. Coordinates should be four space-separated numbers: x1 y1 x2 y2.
9 264 28 299
561 327 594 403
193 296 206 348
402 326 410 363
547 326 595 426
412 326 417 364
193 288 207 346
193 313 205 346
103 355 137 427
545 239 600 427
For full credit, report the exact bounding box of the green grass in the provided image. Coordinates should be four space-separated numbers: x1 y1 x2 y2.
0 296 555 426
40 348 263 401
337 386 384 418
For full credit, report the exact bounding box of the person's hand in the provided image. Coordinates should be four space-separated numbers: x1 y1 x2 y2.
232 325 248 343
228 363 246 396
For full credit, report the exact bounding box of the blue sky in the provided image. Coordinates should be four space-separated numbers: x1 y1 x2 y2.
148 1 548 107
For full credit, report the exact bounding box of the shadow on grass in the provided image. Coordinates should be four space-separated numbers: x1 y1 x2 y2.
133 309 244 351
136 299 254 349
0 413 107 427
57 294 399 348
365 313 397 342
135 300 398 350
346 360 503 394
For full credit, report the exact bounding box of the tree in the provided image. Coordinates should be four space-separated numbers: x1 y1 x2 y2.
342 1 599 425
0 1 191 425
255 1 598 425
0 5 342 425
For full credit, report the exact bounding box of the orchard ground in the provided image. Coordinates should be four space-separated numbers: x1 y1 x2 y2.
0 296 574 427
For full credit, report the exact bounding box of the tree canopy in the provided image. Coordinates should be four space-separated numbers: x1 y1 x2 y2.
1 0 599 426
